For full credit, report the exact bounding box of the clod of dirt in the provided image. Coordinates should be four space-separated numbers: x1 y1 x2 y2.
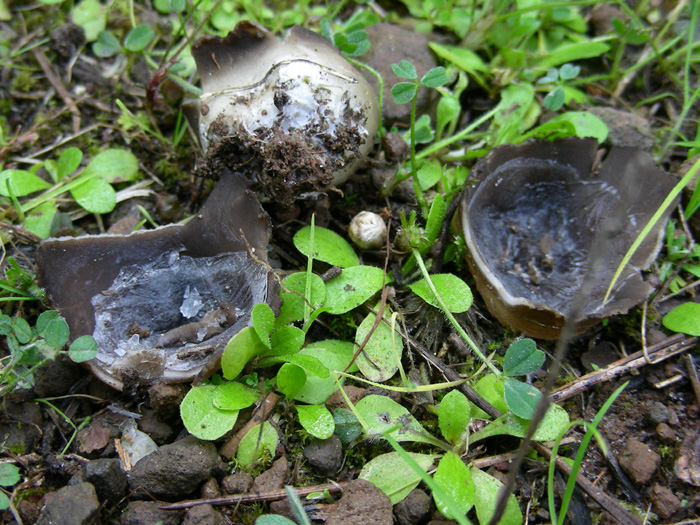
303 435 344 477
394 488 433 525
320 479 393 525
252 456 289 493
221 472 253 494
647 484 681 519
184 21 379 207
36 172 276 390
36 482 100 525
119 500 181 525
80 458 128 504
460 138 678 339
618 438 661 485
589 107 654 150
127 435 223 501
183 503 224 525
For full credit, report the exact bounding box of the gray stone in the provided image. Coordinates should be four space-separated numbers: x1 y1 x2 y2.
303 435 343 477
83 458 127 503
253 456 288 493
37 482 99 525
394 488 432 525
127 435 222 500
589 107 654 151
119 500 181 525
183 503 223 525
221 472 253 494
647 401 671 425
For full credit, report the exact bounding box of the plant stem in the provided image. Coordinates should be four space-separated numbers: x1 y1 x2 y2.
412 249 500 376
409 83 428 215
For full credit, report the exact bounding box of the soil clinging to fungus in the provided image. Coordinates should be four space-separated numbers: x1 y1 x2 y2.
460 138 678 339
184 21 380 207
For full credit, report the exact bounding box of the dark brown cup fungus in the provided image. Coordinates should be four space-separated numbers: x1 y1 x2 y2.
36 172 275 390
460 138 678 339
184 21 380 207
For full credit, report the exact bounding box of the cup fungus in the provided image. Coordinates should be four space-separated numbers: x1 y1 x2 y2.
184 21 380 207
460 138 678 339
36 172 275 390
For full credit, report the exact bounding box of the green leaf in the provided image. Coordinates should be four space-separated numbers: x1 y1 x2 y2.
471 468 522 525
294 340 358 405
537 41 610 69
124 24 155 52
433 452 475 518
503 379 542 420
559 63 580 80
392 60 417 80
277 272 325 326
436 95 461 139
12 317 32 344
267 325 305 356
537 67 559 84
502 339 545 377
547 111 609 143
408 274 473 313
417 160 443 191
421 66 449 88
93 30 120 57
256 516 297 525
543 86 566 111
237 422 278 470
68 335 98 362
252 303 276 349
36 310 70 349
259 354 329 378
70 177 116 214
359 452 436 505
0 170 51 197
428 42 488 74
333 408 363 444
221 326 268 380
293 225 359 268
391 82 418 104
663 302 700 335
180 384 240 440
470 404 570 443
83 149 139 183
412 113 435 144
212 381 260 410
438 390 471 445
356 395 433 444
276 363 306 399
0 464 20 487
323 266 384 314
296 404 334 439
472 374 507 418
57 147 82 179
24 202 58 239
71 0 105 42
0 492 9 511
355 307 402 382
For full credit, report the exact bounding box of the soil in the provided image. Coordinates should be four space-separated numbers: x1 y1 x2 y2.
1 3 699 525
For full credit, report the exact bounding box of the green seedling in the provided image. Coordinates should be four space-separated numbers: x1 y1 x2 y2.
0 463 20 511
0 258 44 303
537 63 581 111
0 311 97 397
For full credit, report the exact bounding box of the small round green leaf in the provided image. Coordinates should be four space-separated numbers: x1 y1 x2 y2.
293 340 357 405
472 374 507 418
277 272 326 326
93 30 120 57
503 378 541 420
433 451 475 518
391 82 418 104
359 451 436 505
12 317 32 344
256 516 297 525
0 170 51 197
252 303 276 348
296 404 334 439
71 0 105 42
356 395 432 444
547 111 609 143
502 338 545 377
293 226 359 268
124 24 155 52
333 408 362 444
420 66 449 88
57 147 83 179
408 274 473 313
180 384 239 440
355 308 402 382
559 63 580 80
237 422 278 470
212 381 260 410
68 335 98 362
221 326 268 380
24 202 58 239
0 464 20 487
324 266 385 314
70 177 116 214
268 326 305 356
471 468 522 525
36 310 70 349
662 302 700 336
391 60 417 80
276 363 306 399
83 149 139 183
438 390 471 445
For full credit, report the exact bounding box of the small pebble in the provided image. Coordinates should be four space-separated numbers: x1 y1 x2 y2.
656 423 676 444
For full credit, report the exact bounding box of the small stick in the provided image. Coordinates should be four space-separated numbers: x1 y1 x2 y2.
32 49 81 135
160 481 348 510
683 354 700 404
219 391 280 460
551 334 698 403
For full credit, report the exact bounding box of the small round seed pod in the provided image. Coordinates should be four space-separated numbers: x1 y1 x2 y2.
349 211 387 250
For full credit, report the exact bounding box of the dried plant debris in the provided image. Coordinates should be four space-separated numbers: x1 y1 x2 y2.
36 172 275 390
184 21 380 207
461 138 678 339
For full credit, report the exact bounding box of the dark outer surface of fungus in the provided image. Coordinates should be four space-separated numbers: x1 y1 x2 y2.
36 171 276 390
183 21 379 207
460 138 678 339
